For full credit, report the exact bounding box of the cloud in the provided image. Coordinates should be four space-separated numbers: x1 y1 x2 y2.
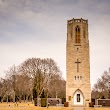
0 7 67 45
0 0 110 86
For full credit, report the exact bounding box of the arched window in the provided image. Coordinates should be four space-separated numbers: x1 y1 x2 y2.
80 76 82 80
77 76 79 80
75 76 76 80
75 26 80 43
83 29 85 39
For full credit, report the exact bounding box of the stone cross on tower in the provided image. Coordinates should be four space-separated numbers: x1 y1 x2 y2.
75 59 81 72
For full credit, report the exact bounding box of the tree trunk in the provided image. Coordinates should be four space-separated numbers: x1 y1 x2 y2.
7 95 8 103
13 91 15 103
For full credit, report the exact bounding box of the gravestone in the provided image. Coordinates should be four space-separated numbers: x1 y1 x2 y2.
37 98 61 106
47 98 61 106
97 99 110 107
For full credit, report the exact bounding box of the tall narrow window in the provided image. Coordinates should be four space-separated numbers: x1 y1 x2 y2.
77 76 79 80
75 26 80 43
71 33 72 39
83 29 85 39
77 94 80 102
75 76 76 80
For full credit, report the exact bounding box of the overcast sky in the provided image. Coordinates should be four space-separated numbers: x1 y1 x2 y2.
0 0 110 88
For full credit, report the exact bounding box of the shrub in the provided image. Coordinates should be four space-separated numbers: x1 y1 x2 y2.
34 98 37 106
41 98 47 107
89 102 94 107
64 102 69 107
62 98 66 104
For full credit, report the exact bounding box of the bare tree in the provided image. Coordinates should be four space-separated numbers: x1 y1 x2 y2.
5 65 33 102
15 74 32 102
5 65 18 102
0 78 11 102
0 58 65 102
19 58 61 98
92 68 110 99
48 74 66 98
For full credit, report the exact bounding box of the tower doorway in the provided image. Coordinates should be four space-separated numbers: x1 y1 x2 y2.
73 89 84 106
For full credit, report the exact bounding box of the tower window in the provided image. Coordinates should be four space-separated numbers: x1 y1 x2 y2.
75 26 80 43
83 29 85 39
77 76 79 80
74 76 82 81
80 76 82 80
75 76 76 80
71 33 72 39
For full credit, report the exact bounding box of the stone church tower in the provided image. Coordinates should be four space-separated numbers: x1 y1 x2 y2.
66 18 91 107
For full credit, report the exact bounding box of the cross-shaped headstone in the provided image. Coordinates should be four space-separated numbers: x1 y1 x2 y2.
75 59 81 72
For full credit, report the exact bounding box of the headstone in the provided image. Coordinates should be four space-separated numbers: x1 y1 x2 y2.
47 98 61 106
97 99 110 107
37 98 61 106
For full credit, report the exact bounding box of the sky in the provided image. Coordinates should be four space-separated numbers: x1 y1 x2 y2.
0 0 110 88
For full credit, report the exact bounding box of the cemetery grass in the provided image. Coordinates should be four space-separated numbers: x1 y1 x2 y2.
85 108 110 110
0 103 110 110
0 102 73 110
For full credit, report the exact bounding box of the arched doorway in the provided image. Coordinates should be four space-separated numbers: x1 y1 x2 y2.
73 89 84 106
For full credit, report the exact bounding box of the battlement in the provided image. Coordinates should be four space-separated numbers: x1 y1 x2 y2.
68 18 88 24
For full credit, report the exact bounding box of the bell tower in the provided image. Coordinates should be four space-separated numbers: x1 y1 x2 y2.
66 18 91 107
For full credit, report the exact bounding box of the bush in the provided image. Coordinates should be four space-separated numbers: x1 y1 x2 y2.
89 102 94 107
41 98 47 107
62 98 66 104
64 102 69 107
34 98 37 106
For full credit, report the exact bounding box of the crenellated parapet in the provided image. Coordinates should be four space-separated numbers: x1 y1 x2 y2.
67 18 88 24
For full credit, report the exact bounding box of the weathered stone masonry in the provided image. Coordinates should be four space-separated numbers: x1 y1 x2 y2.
66 18 91 107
